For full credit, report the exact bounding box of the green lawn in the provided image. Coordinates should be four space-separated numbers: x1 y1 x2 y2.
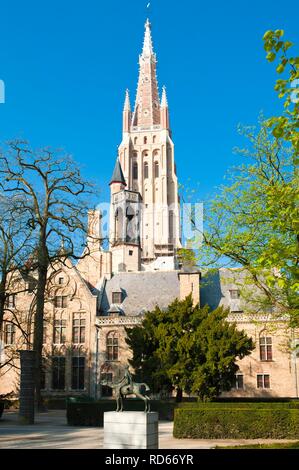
216 441 299 449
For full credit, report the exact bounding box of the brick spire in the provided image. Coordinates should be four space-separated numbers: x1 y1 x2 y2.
132 19 160 127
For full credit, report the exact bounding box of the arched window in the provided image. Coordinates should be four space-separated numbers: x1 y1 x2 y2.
153 135 156 143
144 162 149 179
107 331 119 361
133 162 138 180
144 136 147 144
154 161 159 178
134 137 138 145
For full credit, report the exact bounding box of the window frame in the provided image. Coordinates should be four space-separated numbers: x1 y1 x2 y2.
72 313 86 344
4 322 16 345
51 356 66 390
54 295 68 308
259 336 273 361
71 356 85 390
257 374 270 389
53 317 67 344
106 331 119 361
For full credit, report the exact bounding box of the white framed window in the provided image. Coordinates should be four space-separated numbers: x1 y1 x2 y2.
257 374 270 389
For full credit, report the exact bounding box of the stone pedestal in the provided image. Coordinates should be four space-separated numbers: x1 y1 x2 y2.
103 411 159 449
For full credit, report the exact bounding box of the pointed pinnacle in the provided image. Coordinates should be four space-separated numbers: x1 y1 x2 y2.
142 18 154 57
161 85 168 107
123 89 131 112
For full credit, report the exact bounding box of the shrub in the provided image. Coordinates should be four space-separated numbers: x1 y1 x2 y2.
67 399 176 426
173 405 299 439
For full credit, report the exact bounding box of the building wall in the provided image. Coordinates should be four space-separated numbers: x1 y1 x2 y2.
223 315 299 398
0 261 98 398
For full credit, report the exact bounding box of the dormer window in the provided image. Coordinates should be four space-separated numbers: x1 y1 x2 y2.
229 289 240 299
112 291 122 304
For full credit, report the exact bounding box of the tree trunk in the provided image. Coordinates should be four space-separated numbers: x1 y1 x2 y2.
175 387 183 403
33 241 48 411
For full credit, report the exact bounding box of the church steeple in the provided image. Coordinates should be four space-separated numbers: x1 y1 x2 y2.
142 18 155 58
116 19 181 266
132 19 160 128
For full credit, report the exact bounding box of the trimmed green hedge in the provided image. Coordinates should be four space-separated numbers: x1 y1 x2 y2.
174 406 299 439
178 401 299 409
67 399 176 426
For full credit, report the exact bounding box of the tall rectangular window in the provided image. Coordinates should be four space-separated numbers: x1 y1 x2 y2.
52 357 65 390
54 296 68 308
107 331 118 361
4 323 15 345
257 374 270 389
71 356 85 390
5 294 16 308
235 374 244 390
53 318 67 344
72 314 86 344
259 337 273 361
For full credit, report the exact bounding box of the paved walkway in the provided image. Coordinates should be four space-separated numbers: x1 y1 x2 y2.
0 411 297 449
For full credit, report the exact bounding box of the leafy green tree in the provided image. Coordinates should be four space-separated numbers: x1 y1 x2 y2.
126 295 253 401
263 30 299 161
195 121 298 323
189 32 299 326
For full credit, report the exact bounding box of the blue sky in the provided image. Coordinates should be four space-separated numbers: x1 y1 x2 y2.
0 0 298 204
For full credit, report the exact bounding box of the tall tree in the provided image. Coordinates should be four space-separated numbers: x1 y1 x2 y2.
188 32 299 326
126 295 253 401
0 140 94 408
0 194 34 332
194 121 298 323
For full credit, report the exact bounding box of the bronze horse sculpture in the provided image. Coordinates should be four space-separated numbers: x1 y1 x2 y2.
100 368 151 412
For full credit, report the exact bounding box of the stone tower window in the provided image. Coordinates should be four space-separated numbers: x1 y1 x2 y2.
154 162 159 178
134 137 138 145
133 162 138 180
144 136 147 144
153 135 156 143
144 162 149 179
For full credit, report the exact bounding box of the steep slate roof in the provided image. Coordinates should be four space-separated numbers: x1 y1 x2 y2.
99 271 180 316
109 158 126 186
200 268 247 312
98 268 247 317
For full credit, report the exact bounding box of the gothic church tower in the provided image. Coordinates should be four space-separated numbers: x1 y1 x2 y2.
110 19 181 271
